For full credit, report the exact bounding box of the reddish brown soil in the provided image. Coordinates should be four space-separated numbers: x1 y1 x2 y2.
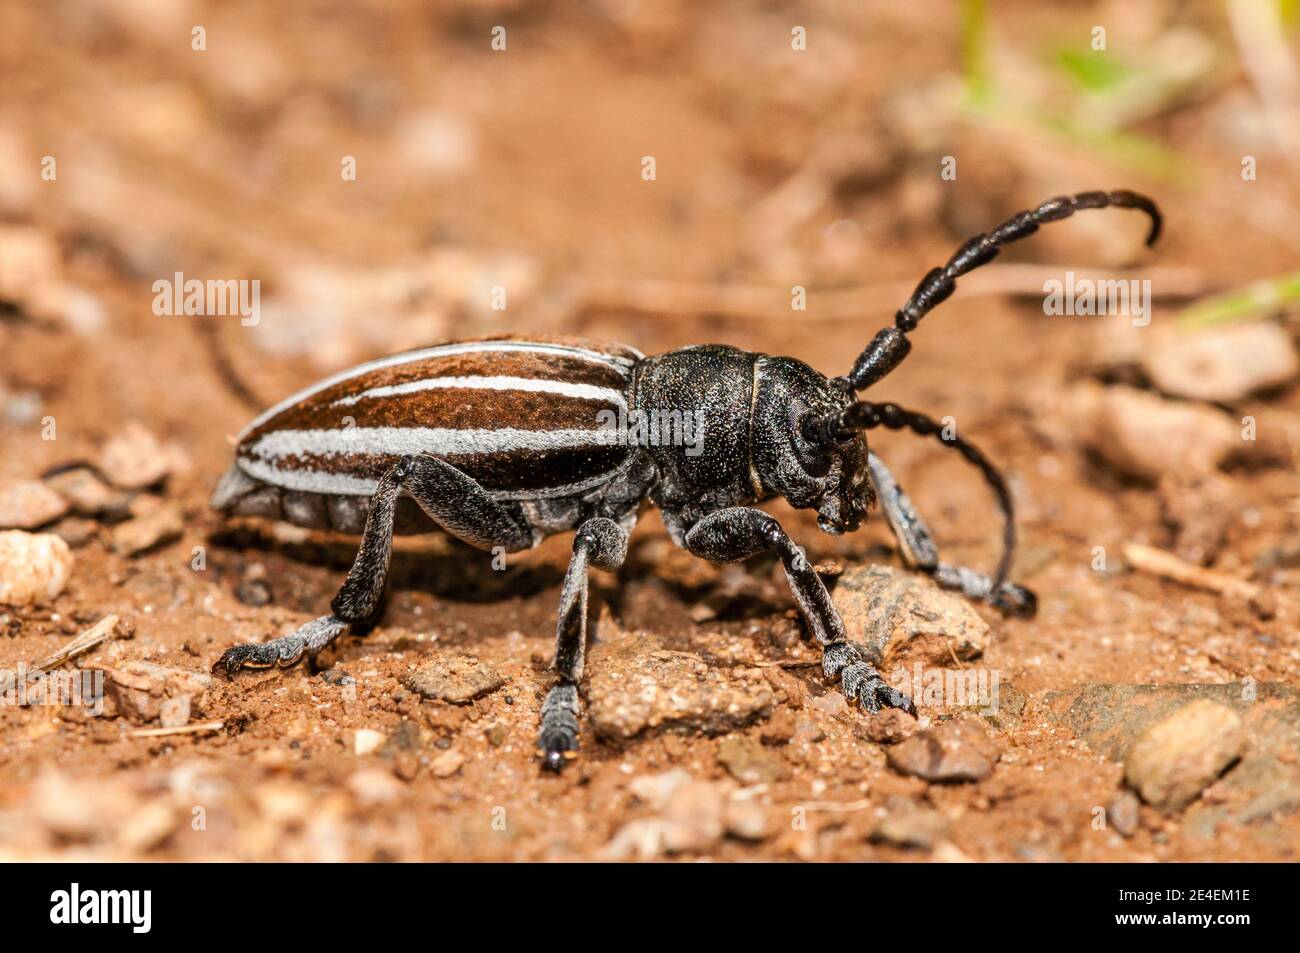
1 1 1297 861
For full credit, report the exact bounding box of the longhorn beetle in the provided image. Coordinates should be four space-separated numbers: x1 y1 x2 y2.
212 189 1161 770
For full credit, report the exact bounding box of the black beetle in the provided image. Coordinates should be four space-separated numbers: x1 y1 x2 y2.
211 189 1161 770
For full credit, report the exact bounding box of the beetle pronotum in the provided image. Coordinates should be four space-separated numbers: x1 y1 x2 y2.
212 189 1162 770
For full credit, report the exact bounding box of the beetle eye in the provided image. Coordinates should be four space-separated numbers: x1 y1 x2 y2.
798 413 822 445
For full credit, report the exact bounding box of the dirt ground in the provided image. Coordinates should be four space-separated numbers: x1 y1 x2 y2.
1 1 1299 861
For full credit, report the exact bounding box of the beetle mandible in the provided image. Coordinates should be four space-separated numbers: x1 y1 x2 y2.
211 189 1162 770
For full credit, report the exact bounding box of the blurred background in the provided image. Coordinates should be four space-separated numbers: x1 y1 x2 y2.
2 0 1298 421
1 0 1298 861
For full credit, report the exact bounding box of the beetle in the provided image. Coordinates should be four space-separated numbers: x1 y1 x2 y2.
211 189 1161 770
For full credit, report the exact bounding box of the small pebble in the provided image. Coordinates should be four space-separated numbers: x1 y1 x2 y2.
98 422 170 489
158 694 192 729
235 578 273 607
50 516 98 548
859 707 919 745
724 798 772 841
406 654 504 703
0 530 74 605
886 719 999 782
430 749 466 778
1124 700 1245 812
585 636 775 740
392 752 421 781
1107 790 1141 837
716 735 787 785
101 661 212 723
1068 383 1238 482
43 467 123 516
0 480 69 530
353 729 385 756
870 796 950 849
1143 321 1298 403
110 503 183 556
832 565 989 665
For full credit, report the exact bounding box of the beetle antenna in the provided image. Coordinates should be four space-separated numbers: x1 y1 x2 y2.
839 189 1162 392
805 400 1017 592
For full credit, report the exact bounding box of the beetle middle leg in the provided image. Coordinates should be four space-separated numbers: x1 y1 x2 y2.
539 516 629 771
868 451 1037 616
214 454 536 676
681 506 915 715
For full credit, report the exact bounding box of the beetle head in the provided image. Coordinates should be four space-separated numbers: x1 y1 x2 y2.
751 357 873 535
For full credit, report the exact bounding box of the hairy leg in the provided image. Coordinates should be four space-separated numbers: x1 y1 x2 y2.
214 454 536 676
682 506 914 715
539 516 629 771
868 451 1036 615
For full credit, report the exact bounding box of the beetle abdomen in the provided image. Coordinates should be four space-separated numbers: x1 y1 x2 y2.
232 336 641 502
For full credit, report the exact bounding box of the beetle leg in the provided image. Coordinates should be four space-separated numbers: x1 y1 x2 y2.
867 451 1037 616
214 454 536 677
681 507 915 716
540 516 629 772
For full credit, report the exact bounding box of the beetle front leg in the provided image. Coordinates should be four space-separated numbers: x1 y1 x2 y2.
540 516 629 772
215 454 536 676
682 507 915 716
867 452 1036 616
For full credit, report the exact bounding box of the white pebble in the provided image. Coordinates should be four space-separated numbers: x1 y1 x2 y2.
0 530 73 605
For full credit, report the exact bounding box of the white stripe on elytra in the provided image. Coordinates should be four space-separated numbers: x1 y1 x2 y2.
237 450 630 501
238 340 642 439
249 426 620 462
238 457 381 496
330 375 626 408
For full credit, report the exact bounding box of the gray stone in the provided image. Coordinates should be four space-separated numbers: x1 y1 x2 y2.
1124 700 1245 812
1066 383 1239 482
0 480 68 530
716 735 787 785
886 718 999 782
1048 682 1300 826
585 634 774 743
98 422 169 489
831 565 989 666
870 796 950 849
44 468 126 517
405 653 504 704
110 503 183 556
1143 321 1297 403
1107 790 1141 837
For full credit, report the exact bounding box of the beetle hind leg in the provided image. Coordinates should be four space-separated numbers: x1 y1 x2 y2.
215 454 536 677
539 516 629 772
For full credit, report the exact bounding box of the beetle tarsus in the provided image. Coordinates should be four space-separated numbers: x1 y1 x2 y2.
867 449 1037 619
823 641 917 717
214 614 349 677
991 581 1037 617
538 683 581 772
